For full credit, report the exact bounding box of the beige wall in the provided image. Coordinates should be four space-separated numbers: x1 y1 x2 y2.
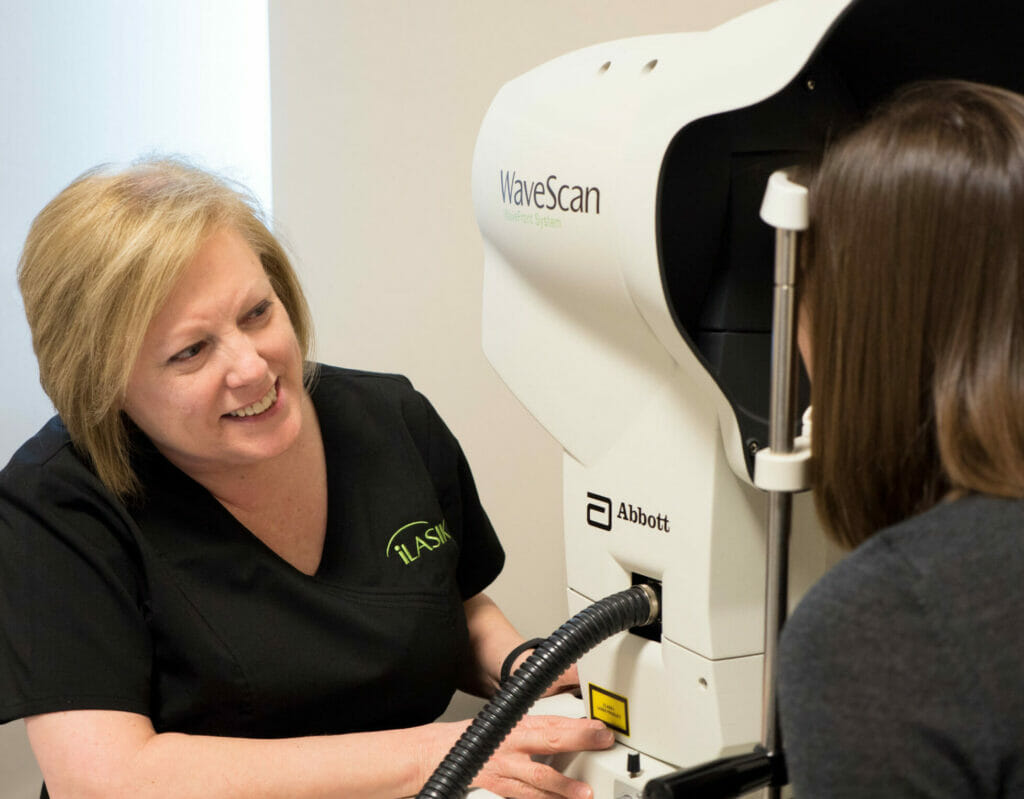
268 0 769 650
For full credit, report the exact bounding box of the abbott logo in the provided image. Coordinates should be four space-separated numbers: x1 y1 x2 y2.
586 492 672 533
586 492 613 531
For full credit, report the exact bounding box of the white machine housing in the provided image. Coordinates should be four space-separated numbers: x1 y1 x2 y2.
473 0 1024 793
474 0 849 779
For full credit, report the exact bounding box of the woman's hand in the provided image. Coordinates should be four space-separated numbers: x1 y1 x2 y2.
461 593 587 700
521 661 580 699
429 715 614 799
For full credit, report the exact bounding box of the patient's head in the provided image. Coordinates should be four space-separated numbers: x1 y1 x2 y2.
801 79 1024 547
17 157 313 497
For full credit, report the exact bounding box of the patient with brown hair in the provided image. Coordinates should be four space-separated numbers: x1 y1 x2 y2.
779 80 1024 797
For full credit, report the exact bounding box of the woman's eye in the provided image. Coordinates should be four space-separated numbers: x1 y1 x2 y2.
170 341 206 363
246 300 272 321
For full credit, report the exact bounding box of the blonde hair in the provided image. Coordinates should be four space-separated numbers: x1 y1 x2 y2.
18 157 315 498
802 80 1024 547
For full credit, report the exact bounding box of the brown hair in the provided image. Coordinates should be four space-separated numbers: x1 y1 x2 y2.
801 80 1024 548
18 157 315 498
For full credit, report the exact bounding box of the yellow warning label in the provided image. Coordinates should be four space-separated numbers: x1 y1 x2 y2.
588 683 630 736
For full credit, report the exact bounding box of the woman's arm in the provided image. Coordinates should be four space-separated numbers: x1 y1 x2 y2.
27 710 431 799
27 706 612 799
460 592 579 699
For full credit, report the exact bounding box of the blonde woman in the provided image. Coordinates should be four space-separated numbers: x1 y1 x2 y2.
0 159 607 799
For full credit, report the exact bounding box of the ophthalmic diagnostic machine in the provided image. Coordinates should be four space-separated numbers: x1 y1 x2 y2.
417 1 1024 797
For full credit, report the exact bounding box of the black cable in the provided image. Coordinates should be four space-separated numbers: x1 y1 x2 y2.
499 638 547 685
417 584 658 799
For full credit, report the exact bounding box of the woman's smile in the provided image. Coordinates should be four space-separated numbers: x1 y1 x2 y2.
226 379 279 419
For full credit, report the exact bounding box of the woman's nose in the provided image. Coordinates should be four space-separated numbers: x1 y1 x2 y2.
223 333 268 389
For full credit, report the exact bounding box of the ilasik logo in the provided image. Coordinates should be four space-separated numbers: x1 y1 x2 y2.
386 520 453 565
586 492 671 533
499 170 601 214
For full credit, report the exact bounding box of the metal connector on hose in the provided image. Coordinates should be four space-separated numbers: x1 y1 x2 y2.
417 584 660 799
640 583 660 621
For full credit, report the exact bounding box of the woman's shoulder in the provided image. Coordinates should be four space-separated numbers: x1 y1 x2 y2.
780 516 918 672
786 493 1024 640
882 491 1023 555
780 493 1024 709
3 415 74 468
309 364 459 479
310 363 414 396
779 495 1024 795
1 415 107 501
0 416 141 592
309 363 446 436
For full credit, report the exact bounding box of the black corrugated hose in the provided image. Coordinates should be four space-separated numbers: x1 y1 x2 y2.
416 583 660 799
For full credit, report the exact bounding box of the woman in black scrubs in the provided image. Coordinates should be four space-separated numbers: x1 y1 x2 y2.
0 158 611 799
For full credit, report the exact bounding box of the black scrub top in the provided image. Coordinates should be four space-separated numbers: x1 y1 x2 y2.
0 366 504 738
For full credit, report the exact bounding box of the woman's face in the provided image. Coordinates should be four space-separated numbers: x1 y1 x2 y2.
123 226 306 480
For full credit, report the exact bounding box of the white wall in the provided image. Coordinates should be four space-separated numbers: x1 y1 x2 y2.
268 0 769 719
0 2 271 794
